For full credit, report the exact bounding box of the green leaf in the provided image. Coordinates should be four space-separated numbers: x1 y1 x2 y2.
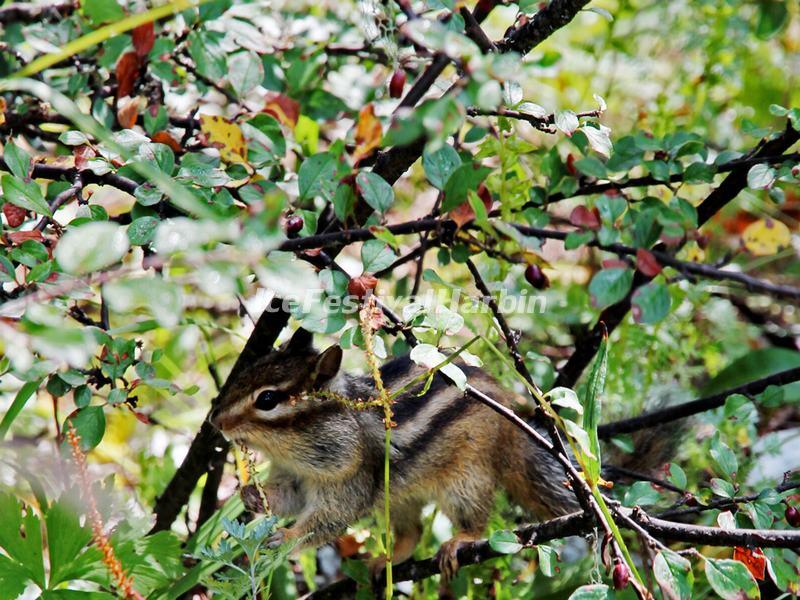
710 477 736 498
667 463 687 490
596 195 627 223
755 0 788 40
0 493 45 587
623 481 662 507
333 183 356 222
653 550 693 600
683 162 715 183
574 157 607 178
81 0 124 25
746 163 775 190
66 406 106 450
1 174 52 216
567 584 612 599
227 51 263 97
588 268 633 309
298 152 337 201
423 145 461 190
488 530 522 554
537 545 559 577
0 380 42 440
127 216 159 245
554 110 579 136
104 277 183 328
632 282 671 324
710 432 738 480
704 558 760 600
356 171 394 213
45 500 93 586
646 159 670 181
582 332 607 484
442 163 492 211
361 240 396 273
3 142 31 179
55 222 130 274
565 231 595 250
74 385 92 408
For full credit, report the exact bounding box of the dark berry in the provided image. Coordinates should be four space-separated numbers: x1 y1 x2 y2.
389 69 406 99
786 505 800 527
524 264 550 290
612 563 630 590
285 215 304 236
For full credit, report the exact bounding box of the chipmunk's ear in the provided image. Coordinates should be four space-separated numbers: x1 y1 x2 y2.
313 345 342 386
285 328 314 353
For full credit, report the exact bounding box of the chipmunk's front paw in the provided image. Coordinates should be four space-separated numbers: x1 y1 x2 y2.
266 527 297 549
436 533 479 582
240 484 266 513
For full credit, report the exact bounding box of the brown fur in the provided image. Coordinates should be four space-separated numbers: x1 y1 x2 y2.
210 329 607 570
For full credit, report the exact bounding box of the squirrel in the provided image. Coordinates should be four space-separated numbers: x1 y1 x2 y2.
209 327 674 580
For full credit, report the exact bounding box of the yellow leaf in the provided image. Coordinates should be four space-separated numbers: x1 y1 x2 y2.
742 218 791 256
352 103 382 164
683 242 706 263
199 114 248 164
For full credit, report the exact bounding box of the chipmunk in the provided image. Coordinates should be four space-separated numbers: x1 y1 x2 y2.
209 327 671 580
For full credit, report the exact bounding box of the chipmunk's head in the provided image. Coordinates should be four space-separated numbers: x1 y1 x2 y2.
209 328 343 447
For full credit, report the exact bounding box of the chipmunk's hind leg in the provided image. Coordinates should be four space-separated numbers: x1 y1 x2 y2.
436 476 494 581
369 499 423 581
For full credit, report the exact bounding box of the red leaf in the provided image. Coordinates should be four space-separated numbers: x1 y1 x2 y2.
569 205 601 230
116 96 139 128
151 130 182 152
133 411 151 425
3 203 27 228
7 230 44 244
116 52 141 99
263 92 300 128
636 248 662 277
74 145 96 171
347 274 378 299
131 22 155 58
733 547 766 581
449 200 475 229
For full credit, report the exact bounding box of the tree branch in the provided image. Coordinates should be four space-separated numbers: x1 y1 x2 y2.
597 366 800 438
308 503 800 597
0 1 75 24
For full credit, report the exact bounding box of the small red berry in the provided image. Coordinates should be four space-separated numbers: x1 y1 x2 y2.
389 69 406 99
3 203 26 228
524 264 550 290
684 493 698 507
786 505 800 527
285 215 304 236
612 562 630 590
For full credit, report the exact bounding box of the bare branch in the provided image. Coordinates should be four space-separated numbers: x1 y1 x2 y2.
597 366 800 438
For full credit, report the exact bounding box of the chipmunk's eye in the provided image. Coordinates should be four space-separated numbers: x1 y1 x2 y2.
254 390 284 412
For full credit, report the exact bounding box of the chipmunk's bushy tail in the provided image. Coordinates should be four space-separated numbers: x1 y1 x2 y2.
504 385 689 519
602 384 690 482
